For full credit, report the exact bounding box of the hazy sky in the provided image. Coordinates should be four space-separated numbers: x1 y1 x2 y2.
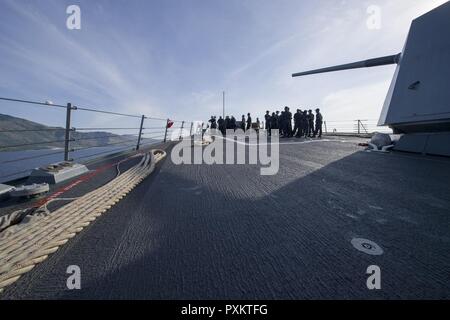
0 0 447 129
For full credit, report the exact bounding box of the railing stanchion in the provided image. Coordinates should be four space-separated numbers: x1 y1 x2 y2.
324 121 327 135
179 121 185 140
163 119 169 143
64 103 73 162
360 121 368 134
190 122 193 136
136 115 145 150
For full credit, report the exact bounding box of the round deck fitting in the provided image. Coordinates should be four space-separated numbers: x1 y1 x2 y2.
351 238 383 256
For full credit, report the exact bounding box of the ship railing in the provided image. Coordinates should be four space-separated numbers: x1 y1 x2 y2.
322 119 392 136
258 119 392 136
0 96 194 183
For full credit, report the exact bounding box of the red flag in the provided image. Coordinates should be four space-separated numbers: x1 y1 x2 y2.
167 120 174 128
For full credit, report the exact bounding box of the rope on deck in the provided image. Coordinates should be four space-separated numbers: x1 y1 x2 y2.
0 149 166 294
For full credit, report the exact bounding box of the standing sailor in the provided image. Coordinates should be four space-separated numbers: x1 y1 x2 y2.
241 115 246 131
302 110 309 138
218 116 225 135
274 111 280 133
308 109 315 137
298 110 305 137
230 116 237 131
314 108 323 138
246 113 252 131
293 109 302 138
279 111 286 137
284 106 293 138
209 116 217 130
265 111 272 136
271 112 278 133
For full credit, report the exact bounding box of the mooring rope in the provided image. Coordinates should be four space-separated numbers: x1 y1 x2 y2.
0 149 166 293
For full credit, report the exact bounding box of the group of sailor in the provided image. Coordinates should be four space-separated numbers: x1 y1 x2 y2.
208 113 260 135
265 107 323 138
207 107 323 138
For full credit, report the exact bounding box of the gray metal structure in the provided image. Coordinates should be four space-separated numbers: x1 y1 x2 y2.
292 54 401 78
28 162 89 184
292 2 450 155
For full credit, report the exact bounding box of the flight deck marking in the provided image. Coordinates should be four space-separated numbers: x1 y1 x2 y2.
213 135 349 146
34 153 139 208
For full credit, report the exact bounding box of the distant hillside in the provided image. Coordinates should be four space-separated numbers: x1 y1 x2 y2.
0 114 139 151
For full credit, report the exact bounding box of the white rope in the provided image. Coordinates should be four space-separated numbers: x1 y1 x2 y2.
0 149 166 294
0 154 141 235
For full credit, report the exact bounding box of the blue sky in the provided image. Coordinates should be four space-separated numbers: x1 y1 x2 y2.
0 0 447 129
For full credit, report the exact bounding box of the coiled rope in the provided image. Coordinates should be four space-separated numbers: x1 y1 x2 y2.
0 149 166 294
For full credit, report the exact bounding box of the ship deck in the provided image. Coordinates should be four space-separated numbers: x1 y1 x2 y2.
1 135 450 299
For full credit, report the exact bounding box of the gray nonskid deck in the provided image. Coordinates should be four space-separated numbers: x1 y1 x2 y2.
2 137 450 299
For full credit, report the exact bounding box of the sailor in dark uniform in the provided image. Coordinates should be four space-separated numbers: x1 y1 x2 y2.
284 106 293 138
274 111 280 134
298 110 305 137
265 111 271 136
314 108 323 138
225 116 232 131
209 116 217 130
246 113 252 131
230 116 237 131
271 112 278 133
308 109 315 137
302 110 309 138
293 109 302 137
218 116 225 135
241 115 246 131
279 111 285 136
